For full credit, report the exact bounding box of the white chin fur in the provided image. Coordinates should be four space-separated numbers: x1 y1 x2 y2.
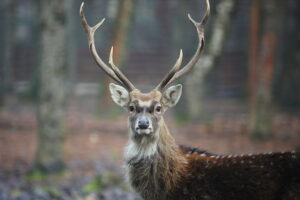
136 128 152 135
125 128 159 161
125 139 157 161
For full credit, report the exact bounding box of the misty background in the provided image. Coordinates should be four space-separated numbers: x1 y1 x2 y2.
0 0 299 199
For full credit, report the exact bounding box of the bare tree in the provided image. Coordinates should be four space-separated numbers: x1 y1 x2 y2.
33 0 67 173
274 0 300 108
65 0 78 94
1 0 16 94
248 0 284 139
185 0 236 120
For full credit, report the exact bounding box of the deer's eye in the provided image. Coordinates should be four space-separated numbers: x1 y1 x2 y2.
129 105 135 112
156 106 162 112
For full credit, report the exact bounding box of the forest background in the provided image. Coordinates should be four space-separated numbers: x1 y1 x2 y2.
0 0 299 199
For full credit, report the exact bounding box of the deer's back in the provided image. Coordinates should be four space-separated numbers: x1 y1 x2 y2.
170 149 300 200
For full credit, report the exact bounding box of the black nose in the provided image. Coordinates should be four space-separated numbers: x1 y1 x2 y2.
138 118 149 129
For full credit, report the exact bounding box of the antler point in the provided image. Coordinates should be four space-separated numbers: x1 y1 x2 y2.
80 2 85 11
109 47 115 65
175 50 183 71
80 3 83 13
178 49 183 61
188 14 197 25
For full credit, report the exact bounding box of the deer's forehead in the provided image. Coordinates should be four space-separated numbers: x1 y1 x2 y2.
130 90 162 106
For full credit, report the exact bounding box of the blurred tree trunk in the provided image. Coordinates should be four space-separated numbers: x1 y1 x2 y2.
65 0 78 94
33 0 67 173
185 0 236 120
274 0 300 108
101 0 137 109
1 0 16 95
248 0 284 139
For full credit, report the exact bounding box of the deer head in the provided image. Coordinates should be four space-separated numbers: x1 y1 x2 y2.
80 0 210 144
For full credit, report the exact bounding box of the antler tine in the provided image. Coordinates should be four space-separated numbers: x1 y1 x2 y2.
80 2 135 90
109 47 135 90
155 50 183 91
157 0 210 91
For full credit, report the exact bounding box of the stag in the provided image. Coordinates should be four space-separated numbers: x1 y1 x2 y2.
80 1 300 199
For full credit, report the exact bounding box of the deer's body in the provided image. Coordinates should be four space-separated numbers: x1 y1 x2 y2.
80 0 300 199
125 117 300 200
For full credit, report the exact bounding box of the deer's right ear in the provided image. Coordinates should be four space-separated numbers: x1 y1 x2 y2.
109 83 130 107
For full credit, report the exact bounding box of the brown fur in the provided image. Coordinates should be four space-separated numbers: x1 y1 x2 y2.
130 90 162 102
126 120 187 200
124 90 300 200
127 123 300 200
177 151 300 200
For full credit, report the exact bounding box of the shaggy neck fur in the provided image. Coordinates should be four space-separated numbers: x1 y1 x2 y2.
125 119 187 200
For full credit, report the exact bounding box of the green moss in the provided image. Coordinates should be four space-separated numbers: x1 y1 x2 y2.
83 171 125 193
11 189 23 198
26 171 48 181
44 187 62 198
26 168 65 181
83 175 103 193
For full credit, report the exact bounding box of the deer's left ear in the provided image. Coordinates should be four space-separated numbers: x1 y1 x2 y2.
162 84 182 109
109 83 130 107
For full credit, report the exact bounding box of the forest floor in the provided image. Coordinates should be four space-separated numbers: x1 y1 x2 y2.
0 95 300 200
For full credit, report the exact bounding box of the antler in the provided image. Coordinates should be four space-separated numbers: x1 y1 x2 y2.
156 0 210 91
80 2 135 91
